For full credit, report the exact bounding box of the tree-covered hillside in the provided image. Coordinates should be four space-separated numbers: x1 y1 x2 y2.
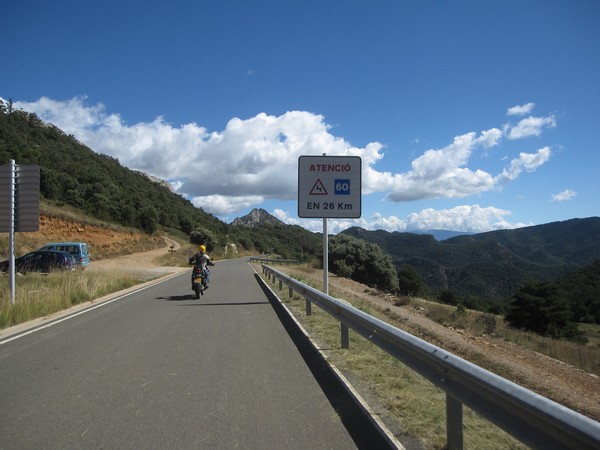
0 104 222 234
0 103 321 260
342 218 600 302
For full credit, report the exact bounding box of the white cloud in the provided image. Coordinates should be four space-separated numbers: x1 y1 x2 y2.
15 97 377 205
13 96 554 220
404 205 527 232
386 129 502 201
15 96 105 131
507 103 535 116
369 212 408 231
273 208 367 234
552 189 576 202
495 147 551 183
191 195 265 215
507 115 556 140
274 204 529 234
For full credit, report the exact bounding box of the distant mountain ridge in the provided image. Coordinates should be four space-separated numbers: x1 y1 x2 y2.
231 208 285 227
410 229 472 240
342 217 600 301
3 105 598 302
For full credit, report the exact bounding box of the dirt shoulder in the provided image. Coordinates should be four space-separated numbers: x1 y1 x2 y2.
86 236 188 280
276 266 600 423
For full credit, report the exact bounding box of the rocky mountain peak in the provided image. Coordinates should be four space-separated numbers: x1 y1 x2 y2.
231 208 285 227
140 172 175 193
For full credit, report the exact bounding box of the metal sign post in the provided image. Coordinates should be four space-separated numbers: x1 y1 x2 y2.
323 217 328 294
8 160 15 304
1 160 40 304
298 154 362 294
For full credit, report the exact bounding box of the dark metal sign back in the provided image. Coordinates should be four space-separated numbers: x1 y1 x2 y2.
0 163 40 232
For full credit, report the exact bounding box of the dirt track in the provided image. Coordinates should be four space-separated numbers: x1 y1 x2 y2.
86 236 188 280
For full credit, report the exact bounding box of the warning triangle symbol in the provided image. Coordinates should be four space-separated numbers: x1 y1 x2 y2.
310 179 328 195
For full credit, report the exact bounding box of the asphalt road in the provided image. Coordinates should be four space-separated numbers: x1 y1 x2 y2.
0 258 393 449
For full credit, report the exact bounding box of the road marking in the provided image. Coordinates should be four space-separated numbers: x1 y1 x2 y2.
0 282 160 345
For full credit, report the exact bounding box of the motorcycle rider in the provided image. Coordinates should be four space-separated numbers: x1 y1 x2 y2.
188 244 214 290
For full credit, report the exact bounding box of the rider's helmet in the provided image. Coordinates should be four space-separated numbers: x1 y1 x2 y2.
199 245 206 253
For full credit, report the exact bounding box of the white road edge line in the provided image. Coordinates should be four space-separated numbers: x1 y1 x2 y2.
0 282 160 345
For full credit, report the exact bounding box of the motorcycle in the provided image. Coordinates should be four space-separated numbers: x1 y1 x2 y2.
191 265 209 299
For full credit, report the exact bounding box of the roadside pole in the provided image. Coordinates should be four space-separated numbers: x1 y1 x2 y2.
298 153 361 349
322 153 329 295
323 217 328 295
9 160 16 305
298 153 362 297
1 160 41 305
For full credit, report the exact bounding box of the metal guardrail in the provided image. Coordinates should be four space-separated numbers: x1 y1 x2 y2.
261 264 600 450
248 257 299 265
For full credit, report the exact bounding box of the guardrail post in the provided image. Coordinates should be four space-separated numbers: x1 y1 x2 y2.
446 394 463 450
341 323 349 349
289 286 293 298
278 279 282 290
259 264 600 449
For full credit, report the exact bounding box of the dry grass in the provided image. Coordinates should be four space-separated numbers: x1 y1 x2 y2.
407 297 600 376
260 268 527 449
0 270 141 329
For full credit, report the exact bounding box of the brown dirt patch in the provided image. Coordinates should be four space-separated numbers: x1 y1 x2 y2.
2 215 185 279
2 214 166 260
86 236 188 279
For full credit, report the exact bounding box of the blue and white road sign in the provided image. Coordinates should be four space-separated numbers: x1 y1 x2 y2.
298 156 361 218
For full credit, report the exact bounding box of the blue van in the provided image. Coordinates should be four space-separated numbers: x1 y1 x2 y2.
39 242 91 269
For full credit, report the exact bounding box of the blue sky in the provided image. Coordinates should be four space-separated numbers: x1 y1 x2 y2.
2 0 599 234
